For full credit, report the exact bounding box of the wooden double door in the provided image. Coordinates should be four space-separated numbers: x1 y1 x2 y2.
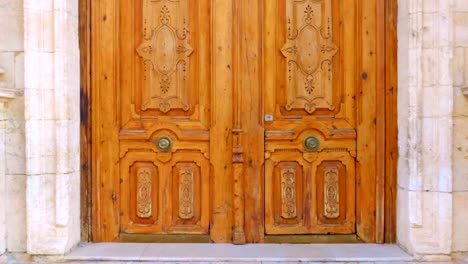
90 0 392 243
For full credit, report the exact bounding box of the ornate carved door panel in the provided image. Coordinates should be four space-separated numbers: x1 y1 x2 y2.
90 0 387 243
92 0 234 241
263 0 357 235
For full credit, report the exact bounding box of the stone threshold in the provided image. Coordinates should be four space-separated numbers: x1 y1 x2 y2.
64 243 414 262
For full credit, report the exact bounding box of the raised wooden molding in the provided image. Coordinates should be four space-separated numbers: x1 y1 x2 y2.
462 87 468 96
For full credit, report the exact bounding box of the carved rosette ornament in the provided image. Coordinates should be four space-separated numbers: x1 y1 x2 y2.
281 168 297 219
324 166 340 218
137 168 153 218
137 0 192 112
179 168 194 219
281 0 338 114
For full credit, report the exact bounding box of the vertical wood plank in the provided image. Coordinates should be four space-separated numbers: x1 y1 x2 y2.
210 0 234 243
79 0 92 242
91 0 121 241
232 0 246 244
356 0 377 242
385 0 398 243
376 0 387 244
238 0 265 243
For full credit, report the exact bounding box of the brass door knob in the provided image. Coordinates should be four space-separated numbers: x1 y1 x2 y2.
304 135 320 152
156 136 173 152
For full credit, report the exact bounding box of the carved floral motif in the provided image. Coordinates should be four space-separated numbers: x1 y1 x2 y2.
324 166 339 218
179 167 194 219
281 0 338 114
281 168 297 219
137 168 152 218
137 0 192 112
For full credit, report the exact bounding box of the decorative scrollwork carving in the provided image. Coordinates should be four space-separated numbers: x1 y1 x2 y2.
137 168 152 218
179 167 194 219
281 168 297 219
281 0 338 114
137 0 192 112
324 166 340 218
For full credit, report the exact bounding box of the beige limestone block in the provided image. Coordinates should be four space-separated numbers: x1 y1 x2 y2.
421 116 453 192
422 13 437 49
0 124 5 255
454 12 468 46
396 187 411 252
24 89 55 120
6 96 25 176
0 0 24 51
456 0 468 12
465 48 468 85
422 48 437 87
453 79 468 116
24 0 53 11
24 51 54 90
411 191 453 255
0 52 15 89
14 52 24 90
453 48 465 87
453 191 468 252
24 9 54 52
25 120 57 176
6 174 26 252
452 117 468 192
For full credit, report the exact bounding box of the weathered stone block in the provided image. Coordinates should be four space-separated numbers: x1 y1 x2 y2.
6 174 26 252
14 52 24 90
453 48 465 87
452 117 468 192
24 9 54 52
24 51 54 90
0 52 15 89
453 191 468 252
0 0 24 51
454 12 468 46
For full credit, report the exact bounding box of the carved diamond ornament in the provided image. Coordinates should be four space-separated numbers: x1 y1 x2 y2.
137 1 192 112
281 0 338 114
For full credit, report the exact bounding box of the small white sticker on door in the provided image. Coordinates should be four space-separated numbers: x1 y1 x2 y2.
265 114 274 122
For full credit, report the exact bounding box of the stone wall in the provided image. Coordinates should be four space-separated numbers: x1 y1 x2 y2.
453 0 468 254
397 0 454 259
0 0 26 254
23 0 81 254
396 0 468 259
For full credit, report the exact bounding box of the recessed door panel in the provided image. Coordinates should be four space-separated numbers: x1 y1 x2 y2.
263 0 357 235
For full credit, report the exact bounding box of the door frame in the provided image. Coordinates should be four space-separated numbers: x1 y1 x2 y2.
79 0 397 243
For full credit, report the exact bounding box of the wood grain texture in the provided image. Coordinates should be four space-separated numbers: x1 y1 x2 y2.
79 0 92 242
210 0 234 243
82 0 398 243
235 0 265 243
264 0 358 236
91 0 121 241
384 0 398 243
376 0 387 244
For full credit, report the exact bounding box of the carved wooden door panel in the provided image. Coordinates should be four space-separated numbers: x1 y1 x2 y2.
119 0 210 233
117 0 211 235
92 0 235 241
263 0 358 235
91 0 385 242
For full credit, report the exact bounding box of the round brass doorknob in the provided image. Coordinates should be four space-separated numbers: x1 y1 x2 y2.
304 135 320 152
156 135 173 152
